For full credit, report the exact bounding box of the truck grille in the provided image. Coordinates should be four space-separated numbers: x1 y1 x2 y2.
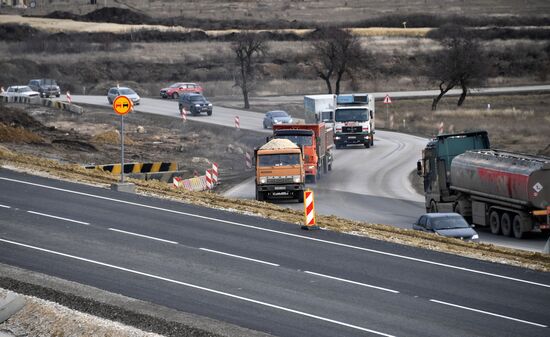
266 177 294 184
342 126 362 133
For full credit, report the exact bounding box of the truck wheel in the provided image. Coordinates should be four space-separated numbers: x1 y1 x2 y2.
365 141 370 149
297 190 304 203
512 215 524 239
501 213 512 237
370 136 374 147
328 163 332 171
255 189 264 201
489 211 501 235
322 158 328 174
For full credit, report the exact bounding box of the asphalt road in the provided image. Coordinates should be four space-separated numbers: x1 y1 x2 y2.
59 93 550 252
1 169 550 337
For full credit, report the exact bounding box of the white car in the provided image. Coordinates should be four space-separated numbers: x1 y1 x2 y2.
3 86 40 98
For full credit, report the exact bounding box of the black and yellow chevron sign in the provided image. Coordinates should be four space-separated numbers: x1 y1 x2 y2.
85 162 178 174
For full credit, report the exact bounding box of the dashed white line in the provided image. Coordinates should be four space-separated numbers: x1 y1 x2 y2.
429 299 547 328
304 271 399 294
2 176 549 289
0 238 395 337
27 211 89 225
200 248 280 267
0 204 11 209
108 228 178 245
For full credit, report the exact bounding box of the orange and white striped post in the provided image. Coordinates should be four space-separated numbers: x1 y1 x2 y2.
302 189 318 230
211 162 218 185
205 169 212 190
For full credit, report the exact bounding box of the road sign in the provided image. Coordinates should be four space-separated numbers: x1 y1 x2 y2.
383 94 392 104
113 96 132 115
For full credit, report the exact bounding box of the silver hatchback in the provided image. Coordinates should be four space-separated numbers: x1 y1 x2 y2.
107 87 140 105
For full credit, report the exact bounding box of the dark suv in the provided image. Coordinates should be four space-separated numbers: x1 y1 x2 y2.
178 93 213 116
28 79 61 98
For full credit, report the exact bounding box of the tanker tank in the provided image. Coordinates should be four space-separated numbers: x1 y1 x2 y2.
450 150 550 210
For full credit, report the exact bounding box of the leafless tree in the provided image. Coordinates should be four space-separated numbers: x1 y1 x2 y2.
429 24 488 110
231 31 268 109
310 28 368 95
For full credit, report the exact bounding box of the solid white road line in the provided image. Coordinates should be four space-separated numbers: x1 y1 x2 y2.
0 204 11 208
27 211 90 225
0 238 395 337
2 176 550 289
304 271 399 294
200 248 280 267
108 228 178 245
429 299 547 328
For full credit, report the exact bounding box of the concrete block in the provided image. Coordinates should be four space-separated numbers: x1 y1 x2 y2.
0 291 25 324
110 182 136 194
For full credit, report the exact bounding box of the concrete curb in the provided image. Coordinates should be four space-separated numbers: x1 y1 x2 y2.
0 291 25 324
0 263 272 337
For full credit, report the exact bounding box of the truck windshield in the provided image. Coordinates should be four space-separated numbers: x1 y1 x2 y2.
335 108 369 122
259 154 300 167
275 135 312 146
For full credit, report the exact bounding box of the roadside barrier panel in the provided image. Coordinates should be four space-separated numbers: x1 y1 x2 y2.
85 162 178 174
301 189 318 230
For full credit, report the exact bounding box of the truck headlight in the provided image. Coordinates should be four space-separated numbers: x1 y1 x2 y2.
308 165 316 170
292 175 301 183
208 103 212 106
259 177 267 184
195 104 200 107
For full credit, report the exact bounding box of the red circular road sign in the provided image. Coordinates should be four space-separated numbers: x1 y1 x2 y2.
113 96 133 115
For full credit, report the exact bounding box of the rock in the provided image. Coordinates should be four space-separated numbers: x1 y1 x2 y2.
191 157 211 165
136 126 145 133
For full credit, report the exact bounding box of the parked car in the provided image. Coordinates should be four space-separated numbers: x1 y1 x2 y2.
263 110 293 129
160 82 203 99
3 86 40 98
178 93 213 116
28 79 60 98
412 213 479 241
107 87 140 105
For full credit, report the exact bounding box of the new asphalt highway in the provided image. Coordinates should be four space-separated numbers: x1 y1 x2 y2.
1 169 550 336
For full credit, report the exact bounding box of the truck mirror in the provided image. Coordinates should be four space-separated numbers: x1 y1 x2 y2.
370 111 373 119
416 160 423 176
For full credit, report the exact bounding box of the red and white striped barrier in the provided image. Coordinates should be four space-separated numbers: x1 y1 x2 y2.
66 91 72 104
234 116 240 129
302 190 318 230
245 152 252 169
180 107 187 122
205 169 213 190
211 162 218 185
173 176 182 188
438 122 444 135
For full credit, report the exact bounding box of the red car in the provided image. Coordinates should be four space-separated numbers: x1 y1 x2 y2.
160 82 203 99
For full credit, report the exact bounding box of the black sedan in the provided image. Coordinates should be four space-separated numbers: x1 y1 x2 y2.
413 213 479 241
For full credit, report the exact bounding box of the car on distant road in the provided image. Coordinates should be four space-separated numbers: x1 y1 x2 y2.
412 213 479 242
28 79 60 98
107 87 140 105
160 82 203 99
178 93 212 116
3 86 40 98
263 110 293 129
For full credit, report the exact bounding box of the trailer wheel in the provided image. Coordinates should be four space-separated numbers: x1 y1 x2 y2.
255 189 265 201
512 215 524 239
489 211 501 235
501 213 512 237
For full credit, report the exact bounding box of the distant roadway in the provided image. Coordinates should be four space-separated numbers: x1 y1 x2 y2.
60 90 550 252
1 169 550 337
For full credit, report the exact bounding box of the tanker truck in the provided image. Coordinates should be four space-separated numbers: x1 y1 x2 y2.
418 131 550 239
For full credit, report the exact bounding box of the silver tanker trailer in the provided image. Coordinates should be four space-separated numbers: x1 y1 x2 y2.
418 131 550 239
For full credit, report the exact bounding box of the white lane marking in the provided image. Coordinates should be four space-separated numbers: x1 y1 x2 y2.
200 248 279 267
108 228 178 245
2 176 549 289
0 239 395 337
0 204 11 208
304 271 399 294
429 299 547 328
27 211 90 225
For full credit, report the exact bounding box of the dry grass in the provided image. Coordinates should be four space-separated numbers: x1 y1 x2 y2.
2 149 550 272
0 124 44 143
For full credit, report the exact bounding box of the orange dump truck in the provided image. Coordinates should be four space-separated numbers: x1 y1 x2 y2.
272 123 334 183
254 138 305 202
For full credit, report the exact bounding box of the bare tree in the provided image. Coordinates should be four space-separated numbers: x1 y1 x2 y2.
310 28 368 95
231 31 268 109
429 24 488 110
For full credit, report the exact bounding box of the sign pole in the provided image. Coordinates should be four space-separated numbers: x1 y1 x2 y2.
120 114 125 183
